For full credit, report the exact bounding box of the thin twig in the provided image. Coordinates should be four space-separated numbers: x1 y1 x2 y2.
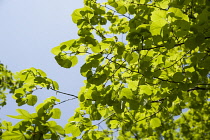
50 88 78 98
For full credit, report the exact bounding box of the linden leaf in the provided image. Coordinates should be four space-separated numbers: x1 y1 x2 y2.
26 94 37 106
150 118 161 128
51 108 61 119
116 2 127 14
120 88 133 99
173 72 184 82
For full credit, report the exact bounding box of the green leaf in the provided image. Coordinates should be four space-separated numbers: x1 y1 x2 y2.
128 4 135 14
173 72 184 82
69 56 78 67
52 80 59 90
130 52 139 64
26 94 37 106
55 54 78 68
109 120 119 129
113 101 124 113
116 2 127 14
64 123 81 137
16 109 31 119
64 123 72 134
90 45 101 53
55 54 72 68
120 88 133 99
150 20 167 35
115 42 125 55
51 108 61 119
108 0 118 8
195 33 205 46
128 100 139 110
87 74 107 85
1 131 25 140
151 10 166 22
140 85 152 95
7 115 27 119
14 88 25 95
150 10 167 35
156 0 170 9
60 39 76 49
71 7 94 24
43 134 52 139
64 137 77 140
150 118 161 128
51 46 61 55
36 103 45 117
37 69 47 77
185 38 197 49
71 9 83 24
48 121 65 135
168 7 189 21
128 80 138 91
34 77 46 84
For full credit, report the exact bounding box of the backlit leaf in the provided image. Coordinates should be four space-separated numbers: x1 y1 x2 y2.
116 2 127 14
26 94 37 106
51 108 61 119
120 88 133 99
150 118 161 128
16 109 31 119
1 131 25 140
72 9 83 24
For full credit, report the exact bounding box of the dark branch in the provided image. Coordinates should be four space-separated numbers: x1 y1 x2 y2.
50 88 78 98
55 98 77 105
187 87 210 92
136 107 163 122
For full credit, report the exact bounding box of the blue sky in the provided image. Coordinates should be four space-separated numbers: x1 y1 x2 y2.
0 0 85 126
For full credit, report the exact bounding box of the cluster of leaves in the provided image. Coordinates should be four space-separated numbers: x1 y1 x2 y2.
0 63 14 108
1 97 63 140
0 67 64 140
1 0 210 139
12 68 59 106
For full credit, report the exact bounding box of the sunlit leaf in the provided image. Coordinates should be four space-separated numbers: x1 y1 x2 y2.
55 54 72 68
51 108 61 119
26 94 37 106
52 80 59 90
71 9 83 24
150 118 161 128
120 88 133 99
1 131 25 140
116 2 127 14
16 109 31 119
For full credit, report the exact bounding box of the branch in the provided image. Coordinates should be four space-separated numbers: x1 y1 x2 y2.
49 88 78 98
100 4 131 19
150 98 165 103
129 1 169 11
136 106 163 122
158 50 190 71
134 42 185 51
187 87 210 92
94 113 116 126
54 97 77 105
155 77 182 83
91 26 106 39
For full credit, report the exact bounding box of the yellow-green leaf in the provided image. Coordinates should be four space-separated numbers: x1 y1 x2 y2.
150 118 161 128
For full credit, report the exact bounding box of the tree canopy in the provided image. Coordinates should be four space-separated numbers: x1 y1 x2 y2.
1 0 210 139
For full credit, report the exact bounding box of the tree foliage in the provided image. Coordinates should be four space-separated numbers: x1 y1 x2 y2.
1 0 210 139
0 63 15 108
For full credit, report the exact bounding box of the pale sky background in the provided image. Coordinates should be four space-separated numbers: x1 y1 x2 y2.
0 0 86 127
